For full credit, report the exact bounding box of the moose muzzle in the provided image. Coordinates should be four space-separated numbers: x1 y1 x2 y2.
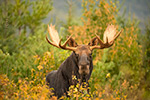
78 54 90 75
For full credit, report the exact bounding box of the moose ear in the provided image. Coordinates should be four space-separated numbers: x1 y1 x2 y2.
88 37 99 46
67 37 78 47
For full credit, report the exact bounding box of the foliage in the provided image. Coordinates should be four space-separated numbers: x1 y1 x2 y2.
110 15 143 85
0 71 51 99
143 20 150 69
0 51 139 99
0 32 48 81
0 0 52 54
0 0 149 99
0 0 53 81
141 20 150 99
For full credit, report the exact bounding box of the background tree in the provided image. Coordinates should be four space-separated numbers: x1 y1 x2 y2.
0 0 53 81
0 0 52 54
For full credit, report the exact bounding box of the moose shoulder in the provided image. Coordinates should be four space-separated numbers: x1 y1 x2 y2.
46 24 122 98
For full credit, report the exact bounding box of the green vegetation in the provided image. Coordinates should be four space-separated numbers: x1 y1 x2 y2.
0 0 150 99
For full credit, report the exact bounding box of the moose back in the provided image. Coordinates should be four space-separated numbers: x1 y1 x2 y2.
46 24 122 98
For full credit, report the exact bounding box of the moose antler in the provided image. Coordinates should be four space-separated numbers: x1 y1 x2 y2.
46 24 60 48
90 24 122 50
46 24 76 51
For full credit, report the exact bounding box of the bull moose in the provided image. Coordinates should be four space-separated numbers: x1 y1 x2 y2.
46 24 122 98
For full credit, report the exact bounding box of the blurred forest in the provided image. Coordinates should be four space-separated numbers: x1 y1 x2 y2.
51 0 150 33
0 0 150 100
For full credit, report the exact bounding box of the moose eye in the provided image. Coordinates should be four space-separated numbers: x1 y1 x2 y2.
89 53 92 58
75 54 79 59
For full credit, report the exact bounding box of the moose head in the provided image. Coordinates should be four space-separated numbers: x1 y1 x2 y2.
46 24 122 98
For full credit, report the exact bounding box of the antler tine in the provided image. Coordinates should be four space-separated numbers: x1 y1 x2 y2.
95 33 104 46
108 29 122 45
113 29 122 41
60 34 73 48
90 33 106 50
59 34 77 51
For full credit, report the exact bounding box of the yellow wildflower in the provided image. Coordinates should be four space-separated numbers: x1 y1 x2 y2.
37 65 43 70
106 73 110 78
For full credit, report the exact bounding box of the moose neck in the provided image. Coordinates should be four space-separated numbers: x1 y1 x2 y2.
70 52 80 78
